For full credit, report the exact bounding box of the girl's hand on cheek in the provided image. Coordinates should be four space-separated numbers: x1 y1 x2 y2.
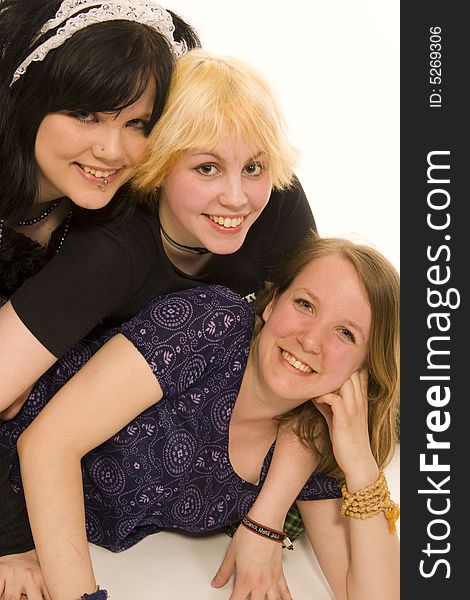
312 368 375 477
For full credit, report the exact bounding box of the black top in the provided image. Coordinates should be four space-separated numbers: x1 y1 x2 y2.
0 217 70 296
0 181 315 555
0 459 33 555
11 182 315 357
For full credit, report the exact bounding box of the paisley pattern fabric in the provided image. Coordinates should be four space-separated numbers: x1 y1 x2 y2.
0 286 341 553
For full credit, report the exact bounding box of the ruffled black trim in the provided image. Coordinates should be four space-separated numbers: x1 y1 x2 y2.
0 224 67 296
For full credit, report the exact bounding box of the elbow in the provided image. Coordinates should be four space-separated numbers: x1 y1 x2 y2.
18 418 83 471
17 420 54 468
17 422 61 482
17 423 40 463
17 426 36 478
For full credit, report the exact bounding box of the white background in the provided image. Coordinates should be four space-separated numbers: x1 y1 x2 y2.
169 0 400 270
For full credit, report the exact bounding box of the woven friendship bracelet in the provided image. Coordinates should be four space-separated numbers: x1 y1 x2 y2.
241 516 294 550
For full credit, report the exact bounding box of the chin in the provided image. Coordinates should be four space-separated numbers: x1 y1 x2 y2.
70 193 114 211
210 245 243 255
210 236 247 255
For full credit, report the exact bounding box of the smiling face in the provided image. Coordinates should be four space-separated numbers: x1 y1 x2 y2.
254 254 371 409
158 136 273 255
34 80 156 209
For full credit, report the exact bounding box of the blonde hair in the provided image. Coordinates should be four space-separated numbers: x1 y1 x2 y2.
132 48 298 196
253 231 400 477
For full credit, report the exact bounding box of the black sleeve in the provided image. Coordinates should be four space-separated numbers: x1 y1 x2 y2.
10 211 158 357
0 458 34 555
258 177 317 281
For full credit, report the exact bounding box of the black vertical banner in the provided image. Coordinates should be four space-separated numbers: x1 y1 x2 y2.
401 3 466 598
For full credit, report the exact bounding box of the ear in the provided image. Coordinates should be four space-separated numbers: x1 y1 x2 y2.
262 298 275 322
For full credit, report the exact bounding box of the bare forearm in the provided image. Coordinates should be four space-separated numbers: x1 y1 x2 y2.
345 517 400 600
308 371 400 598
15 334 162 598
249 424 316 527
18 435 96 599
344 465 400 600
299 465 399 600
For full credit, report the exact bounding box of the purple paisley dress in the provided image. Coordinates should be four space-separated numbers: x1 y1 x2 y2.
0 286 340 552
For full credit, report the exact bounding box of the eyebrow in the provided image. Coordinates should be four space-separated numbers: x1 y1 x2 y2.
131 109 153 120
105 110 153 120
296 287 367 341
187 151 265 161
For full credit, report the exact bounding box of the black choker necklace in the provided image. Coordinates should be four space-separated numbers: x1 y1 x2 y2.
17 198 63 227
160 226 210 256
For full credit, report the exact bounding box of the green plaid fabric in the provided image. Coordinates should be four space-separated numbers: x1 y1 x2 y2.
283 504 305 540
224 503 305 542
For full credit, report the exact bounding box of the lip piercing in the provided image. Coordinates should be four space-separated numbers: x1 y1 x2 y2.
97 177 109 191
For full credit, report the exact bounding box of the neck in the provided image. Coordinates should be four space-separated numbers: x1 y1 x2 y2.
232 356 282 428
160 225 209 256
160 226 214 277
229 371 281 484
234 347 310 430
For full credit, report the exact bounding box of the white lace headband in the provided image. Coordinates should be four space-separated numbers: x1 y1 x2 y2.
10 0 187 87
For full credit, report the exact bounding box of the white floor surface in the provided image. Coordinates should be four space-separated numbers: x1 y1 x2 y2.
91 445 400 599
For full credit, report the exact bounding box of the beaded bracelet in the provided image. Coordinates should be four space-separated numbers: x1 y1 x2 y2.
241 515 294 550
339 471 400 533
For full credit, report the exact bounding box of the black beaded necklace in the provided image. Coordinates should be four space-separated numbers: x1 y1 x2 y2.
0 198 71 254
16 197 63 226
160 225 210 256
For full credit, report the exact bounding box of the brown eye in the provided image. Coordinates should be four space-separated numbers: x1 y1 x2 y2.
294 298 313 312
243 162 263 175
196 164 218 175
338 328 355 343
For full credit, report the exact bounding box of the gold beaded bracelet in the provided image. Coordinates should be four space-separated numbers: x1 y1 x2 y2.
339 471 400 533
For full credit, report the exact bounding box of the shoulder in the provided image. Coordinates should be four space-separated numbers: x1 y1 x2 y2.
120 285 253 394
123 285 255 350
160 285 255 329
255 177 315 230
65 207 159 267
71 207 157 244
267 177 309 209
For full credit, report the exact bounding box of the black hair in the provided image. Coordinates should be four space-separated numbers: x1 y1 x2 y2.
0 0 201 223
